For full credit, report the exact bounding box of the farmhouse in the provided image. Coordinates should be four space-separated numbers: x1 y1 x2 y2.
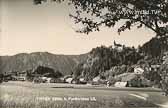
93 76 100 82
114 73 136 87
17 76 26 81
46 78 52 83
114 73 151 87
114 82 128 87
63 75 73 83
77 77 87 84
134 67 144 74
41 77 51 83
0 72 25 82
91 76 101 85
65 78 73 83
150 65 160 71
79 78 85 82
64 77 86 84
12 71 27 81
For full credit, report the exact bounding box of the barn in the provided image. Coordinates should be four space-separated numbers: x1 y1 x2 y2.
114 73 151 87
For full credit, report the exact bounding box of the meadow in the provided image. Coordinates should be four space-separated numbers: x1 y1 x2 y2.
0 81 167 108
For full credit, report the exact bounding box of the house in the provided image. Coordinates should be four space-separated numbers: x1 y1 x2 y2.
65 77 73 84
150 65 160 71
79 78 87 84
114 73 151 87
46 78 52 83
41 77 62 83
79 78 85 82
17 71 27 81
114 73 136 87
17 76 26 81
134 67 144 74
41 76 47 80
114 82 128 87
63 75 73 83
93 76 100 82
91 76 101 85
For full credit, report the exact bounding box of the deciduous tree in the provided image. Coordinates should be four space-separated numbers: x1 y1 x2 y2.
34 0 168 36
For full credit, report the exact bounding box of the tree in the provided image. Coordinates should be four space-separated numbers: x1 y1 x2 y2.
160 64 168 96
73 62 84 78
130 75 142 87
33 66 62 78
34 0 168 36
0 73 4 83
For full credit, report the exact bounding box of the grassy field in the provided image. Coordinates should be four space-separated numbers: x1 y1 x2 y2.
0 81 167 108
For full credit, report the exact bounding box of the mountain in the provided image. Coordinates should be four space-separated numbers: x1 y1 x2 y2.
0 52 88 75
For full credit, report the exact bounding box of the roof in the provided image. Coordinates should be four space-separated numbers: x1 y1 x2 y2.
115 73 137 82
65 78 73 83
114 82 128 87
64 75 72 79
93 76 100 82
151 65 160 68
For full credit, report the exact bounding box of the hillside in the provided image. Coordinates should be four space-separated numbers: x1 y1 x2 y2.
140 36 168 58
73 36 168 81
0 52 88 75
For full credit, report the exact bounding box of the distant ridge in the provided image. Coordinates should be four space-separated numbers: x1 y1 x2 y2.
0 52 88 75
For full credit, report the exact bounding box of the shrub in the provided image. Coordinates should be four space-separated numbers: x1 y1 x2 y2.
0 73 4 83
160 64 168 96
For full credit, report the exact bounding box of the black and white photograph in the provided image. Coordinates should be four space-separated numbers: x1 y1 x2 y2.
0 0 168 108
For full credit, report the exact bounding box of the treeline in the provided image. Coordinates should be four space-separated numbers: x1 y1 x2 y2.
26 66 63 81
140 37 168 62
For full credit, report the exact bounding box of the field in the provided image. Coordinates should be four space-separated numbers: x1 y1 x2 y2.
0 81 168 108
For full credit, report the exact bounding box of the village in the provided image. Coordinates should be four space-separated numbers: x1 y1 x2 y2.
0 63 161 88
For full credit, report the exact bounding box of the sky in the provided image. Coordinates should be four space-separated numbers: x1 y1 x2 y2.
0 0 155 56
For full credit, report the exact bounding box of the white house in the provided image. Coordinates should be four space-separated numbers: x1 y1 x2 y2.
46 78 52 83
79 78 85 82
151 65 160 71
134 67 144 74
42 77 47 80
65 77 73 84
17 71 27 81
17 76 26 81
93 76 100 82
41 77 52 83
114 82 128 87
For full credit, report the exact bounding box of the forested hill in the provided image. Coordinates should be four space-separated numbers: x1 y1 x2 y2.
140 36 168 58
0 52 88 75
73 36 168 81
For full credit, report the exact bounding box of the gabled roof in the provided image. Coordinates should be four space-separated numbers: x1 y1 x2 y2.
93 76 100 82
115 73 137 82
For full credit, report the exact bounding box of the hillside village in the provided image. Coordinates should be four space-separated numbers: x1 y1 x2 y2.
1 37 168 89
0 64 154 87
